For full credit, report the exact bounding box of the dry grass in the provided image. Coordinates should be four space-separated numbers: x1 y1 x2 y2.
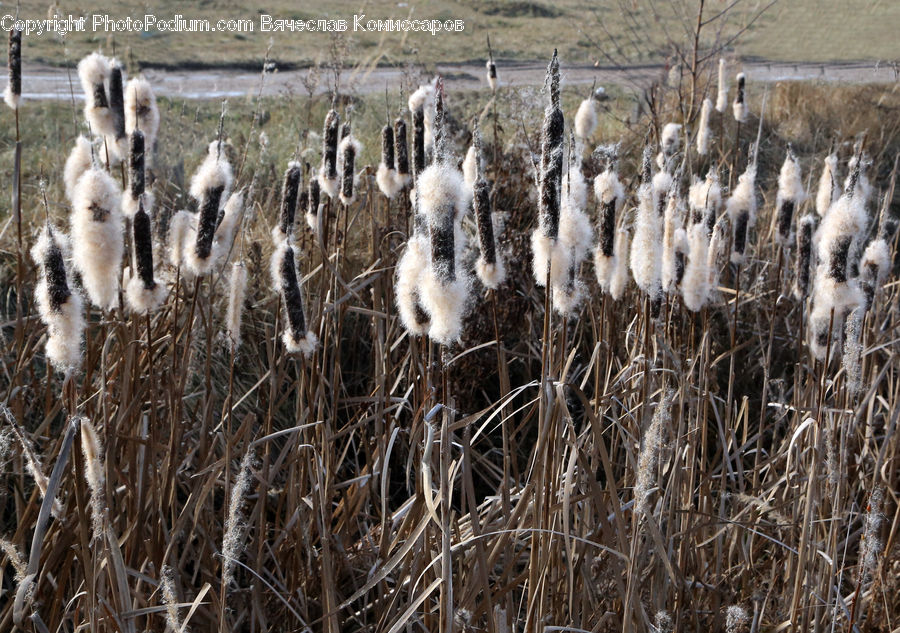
0 52 899 633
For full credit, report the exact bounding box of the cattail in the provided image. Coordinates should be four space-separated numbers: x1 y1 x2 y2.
774 150 807 246
318 107 340 198
553 152 593 315
377 124 402 198
222 449 255 589
4 29 21 110
78 53 115 138
726 163 757 264
794 214 817 299
167 210 193 269
71 167 124 310
63 136 94 204
409 81 436 163
396 233 431 335
681 224 710 311
486 58 497 91
593 165 624 292
226 262 248 350
631 147 664 305
860 487 884 578
532 50 567 288
305 177 321 232
707 218 728 295
659 123 681 161
609 228 631 301
107 61 127 156
634 389 672 519
859 238 890 310
338 129 361 206
122 130 151 218
815 152 839 217
472 127 505 289
31 224 85 372
211 191 244 265
418 84 470 344
186 141 233 275
159 566 183 633
732 72 748 122
661 191 685 293
574 95 597 141
0 538 25 584
125 198 167 313
688 170 722 235
271 241 317 356
696 98 713 155
273 161 302 242
842 306 864 393
462 144 478 192
715 58 728 113
78 417 105 541
845 153 873 207
393 116 411 189
124 77 160 159
725 605 749 633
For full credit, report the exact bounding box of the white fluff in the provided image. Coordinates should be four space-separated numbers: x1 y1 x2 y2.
226 262 248 350
609 229 631 301
283 329 318 357
630 183 663 301
681 223 710 312
189 141 233 203
688 171 722 228
660 123 682 157
409 81 436 152
552 165 593 315
651 170 673 213
70 167 124 311
696 98 713 156
844 156 873 205
78 53 115 137
396 234 431 335
774 153 807 245
393 170 412 191
338 135 362 206
815 191 868 266
122 189 154 220
377 163 401 199
574 98 598 140
531 231 571 289
661 193 684 293
809 275 863 360
211 191 244 264
707 220 728 294
3 84 19 110
167 210 193 269
31 226 85 372
64 136 95 204
270 242 318 358
861 238 890 284
318 167 339 198
123 268 167 313
815 153 839 217
732 72 749 123
715 58 728 113
486 60 497 91
726 163 757 263
462 145 479 192
416 162 470 344
476 256 506 290
594 169 625 207
124 77 160 160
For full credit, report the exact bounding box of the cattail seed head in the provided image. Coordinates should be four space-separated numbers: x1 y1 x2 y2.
486 59 497 91
396 234 431 335
187 142 233 274
574 97 597 141
732 72 748 122
222 449 255 589
715 57 728 113
71 167 124 310
462 144 478 192
538 50 564 242
688 170 722 235
338 132 361 206
272 241 317 356
660 123 682 159
634 389 672 519
64 136 95 204
122 130 146 218
662 191 685 293
125 199 167 313
124 77 159 158
842 306 864 393
681 223 710 311
609 228 631 300
860 487 884 577
393 116 411 188
859 237 890 310
471 129 505 289
78 53 115 138
226 262 248 350
726 163 757 264
409 81 436 162
697 98 713 155
305 177 321 232
4 29 21 110
553 155 592 315
78 417 105 541
167 210 193 269
318 108 340 198
815 153 839 217
108 62 127 144
274 161 302 242
794 214 817 300
31 224 85 372
631 158 664 303
775 150 807 246
377 124 402 199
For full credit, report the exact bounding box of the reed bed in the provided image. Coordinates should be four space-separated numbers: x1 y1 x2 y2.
0 44 898 633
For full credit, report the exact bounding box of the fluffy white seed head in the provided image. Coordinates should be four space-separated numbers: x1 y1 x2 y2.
462 144 479 191
419 267 469 344
377 163 402 199
631 184 663 301
726 163 757 263
396 234 431 335
226 262 248 350
861 238 890 284
531 230 571 289
167 210 193 269
609 228 631 300
774 152 807 245
594 169 625 207
681 223 710 311
574 98 598 140
64 136 95 204
79 417 105 541
688 171 722 230
660 123 682 158
707 219 728 294
222 449 255 589
78 53 115 137
634 389 672 519
815 153 839 217
338 134 362 206
715 58 728 113
661 194 685 293
70 167 124 311
124 268 167 313
475 256 506 290
409 81 436 151
189 141 233 202
732 73 748 122
124 77 159 153
809 274 863 360
842 306 864 393
697 98 713 156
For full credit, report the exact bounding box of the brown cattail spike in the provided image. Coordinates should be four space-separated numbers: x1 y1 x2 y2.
109 63 126 140
129 130 145 199
322 109 339 181
412 106 426 179
395 117 409 177
279 162 302 237
382 124 395 171
44 226 71 311
280 244 308 338
795 215 816 299
539 50 564 241
6 29 21 109
195 185 225 260
133 200 156 290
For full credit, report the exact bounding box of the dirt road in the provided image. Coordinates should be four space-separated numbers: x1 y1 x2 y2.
12 59 898 101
